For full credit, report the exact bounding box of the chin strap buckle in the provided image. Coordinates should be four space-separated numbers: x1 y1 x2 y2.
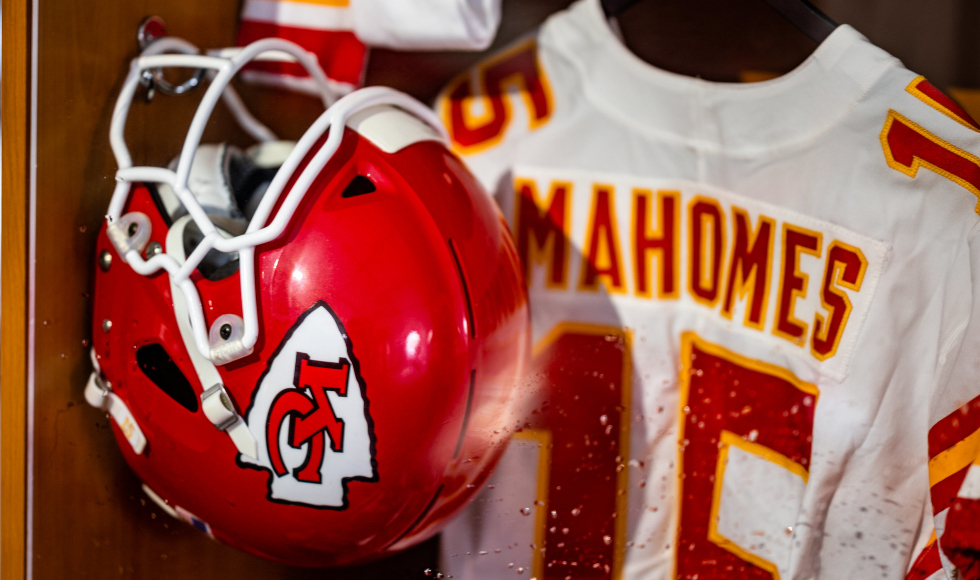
201 383 258 459
85 370 148 455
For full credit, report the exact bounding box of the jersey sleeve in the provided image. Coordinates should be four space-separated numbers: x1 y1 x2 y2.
927 228 980 580
349 0 500 50
237 0 501 95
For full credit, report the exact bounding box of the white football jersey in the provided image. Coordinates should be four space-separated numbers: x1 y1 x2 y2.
434 1 980 579
237 0 500 94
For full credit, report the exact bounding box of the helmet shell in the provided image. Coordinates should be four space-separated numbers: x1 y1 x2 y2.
92 112 529 566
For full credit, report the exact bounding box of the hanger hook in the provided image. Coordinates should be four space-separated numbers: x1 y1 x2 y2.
136 16 207 101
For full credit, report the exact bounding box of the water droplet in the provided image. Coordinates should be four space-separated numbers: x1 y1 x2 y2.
599 414 609 426
487 484 495 489
747 429 759 442
550 510 557 519
561 527 569 534
570 507 581 517
516 567 525 575
424 569 434 576
479 551 488 555
603 535 613 545
533 500 544 506
81 339 90 347
520 507 532 516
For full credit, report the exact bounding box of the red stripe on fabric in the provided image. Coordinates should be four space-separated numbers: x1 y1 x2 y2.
932 464 971 514
237 21 366 87
916 79 980 130
929 393 980 459
944 497 980 580
905 541 942 580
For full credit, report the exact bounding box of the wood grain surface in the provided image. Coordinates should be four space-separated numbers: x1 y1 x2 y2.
2 0 31 577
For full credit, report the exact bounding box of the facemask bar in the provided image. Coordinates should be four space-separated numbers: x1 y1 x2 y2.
106 37 448 365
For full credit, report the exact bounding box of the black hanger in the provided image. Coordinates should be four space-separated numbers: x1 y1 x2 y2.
601 0 640 17
601 0 837 44
760 0 836 43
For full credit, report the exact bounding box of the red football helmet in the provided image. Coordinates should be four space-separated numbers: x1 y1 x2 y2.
86 36 529 566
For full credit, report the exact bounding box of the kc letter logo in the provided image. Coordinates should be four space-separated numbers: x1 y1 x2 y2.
239 302 377 509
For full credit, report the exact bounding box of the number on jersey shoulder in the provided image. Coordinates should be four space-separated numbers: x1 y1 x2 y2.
882 77 980 214
438 38 554 154
906 76 980 131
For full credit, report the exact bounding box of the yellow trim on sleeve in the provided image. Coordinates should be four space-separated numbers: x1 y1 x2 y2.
929 426 980 487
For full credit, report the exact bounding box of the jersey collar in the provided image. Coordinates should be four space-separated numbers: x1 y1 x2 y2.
544 0 900 155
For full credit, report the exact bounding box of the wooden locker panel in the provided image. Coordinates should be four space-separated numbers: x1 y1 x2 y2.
2 0 31 578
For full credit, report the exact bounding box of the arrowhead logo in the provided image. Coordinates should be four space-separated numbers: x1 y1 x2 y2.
238 301 377 509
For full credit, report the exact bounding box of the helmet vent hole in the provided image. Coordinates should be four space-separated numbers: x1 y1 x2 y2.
449 239 476 340
136 344 199 413
341 175 376 198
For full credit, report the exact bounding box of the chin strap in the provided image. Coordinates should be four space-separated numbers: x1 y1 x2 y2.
166 216 259 460
85 349 147 455
201 383 258 459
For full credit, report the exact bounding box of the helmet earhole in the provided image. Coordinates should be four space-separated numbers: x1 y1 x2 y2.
128 222 139 237
219 324 232 341
136 343 198 413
